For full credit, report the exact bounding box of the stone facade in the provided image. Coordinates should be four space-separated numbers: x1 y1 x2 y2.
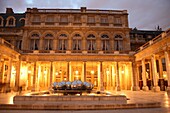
0 7 169 93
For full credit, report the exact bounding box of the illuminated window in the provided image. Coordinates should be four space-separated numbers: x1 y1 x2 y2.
72 34 82 51
44 34 53 50
114 35 123 51
30 34 40 50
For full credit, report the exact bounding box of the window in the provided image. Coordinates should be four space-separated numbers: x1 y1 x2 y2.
114 35 123 51
88 16 95 23
6 16 15 26
87 34 96 52
46 15 54 22
60 15 68 23
101 16 108 23
33 15 41 22
74 15 81 23
101 34 109 51
44 34 53 50
72 34 82 52
58 34 68 52
30 34 39 50
114 17 122 27
114 17 122 24
0 17 3 26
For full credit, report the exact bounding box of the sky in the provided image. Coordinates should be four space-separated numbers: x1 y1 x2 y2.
0 0 170 30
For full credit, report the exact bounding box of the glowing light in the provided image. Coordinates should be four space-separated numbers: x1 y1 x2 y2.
121 70 124 74
44 70 47 74
75 70 78 75
28 70 31 74
55 72 58 75
106 70 109 75
91 70 94 74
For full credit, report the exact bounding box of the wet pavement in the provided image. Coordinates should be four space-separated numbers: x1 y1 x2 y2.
0 90 170 113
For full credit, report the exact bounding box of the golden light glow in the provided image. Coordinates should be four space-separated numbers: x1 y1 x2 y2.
28 70 31 74
55 72 58 75
75 70 79 75
91 70 94 74
44 70 47 74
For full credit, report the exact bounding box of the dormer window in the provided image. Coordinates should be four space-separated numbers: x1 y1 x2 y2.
6 16 16 27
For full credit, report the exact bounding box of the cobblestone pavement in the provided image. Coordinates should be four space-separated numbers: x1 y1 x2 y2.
0 90 170 113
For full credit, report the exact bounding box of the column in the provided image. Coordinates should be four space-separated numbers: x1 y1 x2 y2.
116 62 121 91
69 62 72 81
15 61 21 91
165 51 170 94
50 62 53 84
151 55 160 92
99 61 104 91
7 58 12 84
158 57 163 78
131 60 140 91
32 61 37 91
158 57 164 91
67 62 69 81
83 62 86 82
142 59 149 91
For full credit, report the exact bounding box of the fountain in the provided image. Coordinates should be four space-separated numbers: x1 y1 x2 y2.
9 80 161 110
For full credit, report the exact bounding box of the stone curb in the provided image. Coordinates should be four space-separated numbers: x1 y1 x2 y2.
0 102 161 110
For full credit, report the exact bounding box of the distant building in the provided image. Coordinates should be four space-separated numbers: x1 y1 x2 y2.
130 27 163 51
0 7 170 93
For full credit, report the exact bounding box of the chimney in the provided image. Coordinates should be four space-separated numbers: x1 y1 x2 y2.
6 8 14 14
81 7 86 12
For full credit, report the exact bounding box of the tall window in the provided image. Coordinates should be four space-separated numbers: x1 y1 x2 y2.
30 34 39 50
58 34 67 52
101 34 109 51
9 18 14 25
44 34 53 50
114 35 123 51
87 34 96 52
72 34 82 52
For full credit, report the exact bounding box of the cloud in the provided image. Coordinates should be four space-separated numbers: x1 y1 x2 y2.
0 0 170 30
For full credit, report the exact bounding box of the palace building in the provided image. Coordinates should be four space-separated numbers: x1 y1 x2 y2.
0 7 170 93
